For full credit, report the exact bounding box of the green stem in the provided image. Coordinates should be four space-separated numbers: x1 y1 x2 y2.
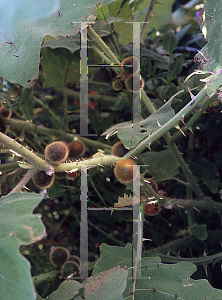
0 132 51 172
156 252 222 266
89 177 107 206
140 0 159 42
88 26 121 66
87 219 126 247
168 141 204 199
6 118 112 153
125 86 208 157
34 96 62 124
170 95 214 142
53 155 121 172
32 270 59 287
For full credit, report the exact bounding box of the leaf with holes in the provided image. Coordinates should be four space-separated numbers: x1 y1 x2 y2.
102 95 176 149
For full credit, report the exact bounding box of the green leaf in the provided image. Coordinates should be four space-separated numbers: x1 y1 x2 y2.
0 193 45 300
92 244 222 299
201 72 222 97
42 34 81 53
0 0 59 41
133 0 174 31
163 30 178 55
41 48 70 88
84 266 128 300
95 3 109 20
102 95 175 149
93 243 133 275
189 223 208 241
189 155 219 193
139 149 180 181
135 257 222 299
196 0 222 74
47 280 82 300
0 0 113 87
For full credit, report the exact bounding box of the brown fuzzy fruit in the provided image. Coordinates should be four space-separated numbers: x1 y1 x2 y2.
49 246 70 268
112 141 128 157
114 158 139 183
0 107 12 119
32 170 55 189
45 141 69 164
68 140 85 158
121 56 139 74
61 261 80 279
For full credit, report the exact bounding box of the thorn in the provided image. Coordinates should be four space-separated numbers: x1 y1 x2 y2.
147 143 151 150
188 127 194 134
156 118 162 128
193 206 201 214
187 87 195 99
175 125 186 137
180 115 186 125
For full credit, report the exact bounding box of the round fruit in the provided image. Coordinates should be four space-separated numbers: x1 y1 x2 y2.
45 141 69 164
144 202 162 216
114 158 139 183
0 107 12 119
112 141 128 157
32 170 55 189
61 261 80 279
68 140 85 158
124 74 144 92
112 79 123 91
49 246 70 268
68 255 81 266
121 56 133 74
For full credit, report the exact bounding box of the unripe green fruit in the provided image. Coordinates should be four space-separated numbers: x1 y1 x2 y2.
68 140 85 158
114 158 139 183
45 141 69 164
49 246 70 268
32 170 55 189
112 141 128 157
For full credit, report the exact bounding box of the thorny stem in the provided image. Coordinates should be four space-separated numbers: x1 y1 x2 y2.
125 86 208 158
53 155 121 173
5 118 112 153
0 132 51 172
88 26 121 66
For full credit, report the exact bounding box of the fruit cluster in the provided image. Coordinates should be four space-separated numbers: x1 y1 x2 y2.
32 140 85 189
112 56 144 92
0 101 12 134
49 246 80 279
